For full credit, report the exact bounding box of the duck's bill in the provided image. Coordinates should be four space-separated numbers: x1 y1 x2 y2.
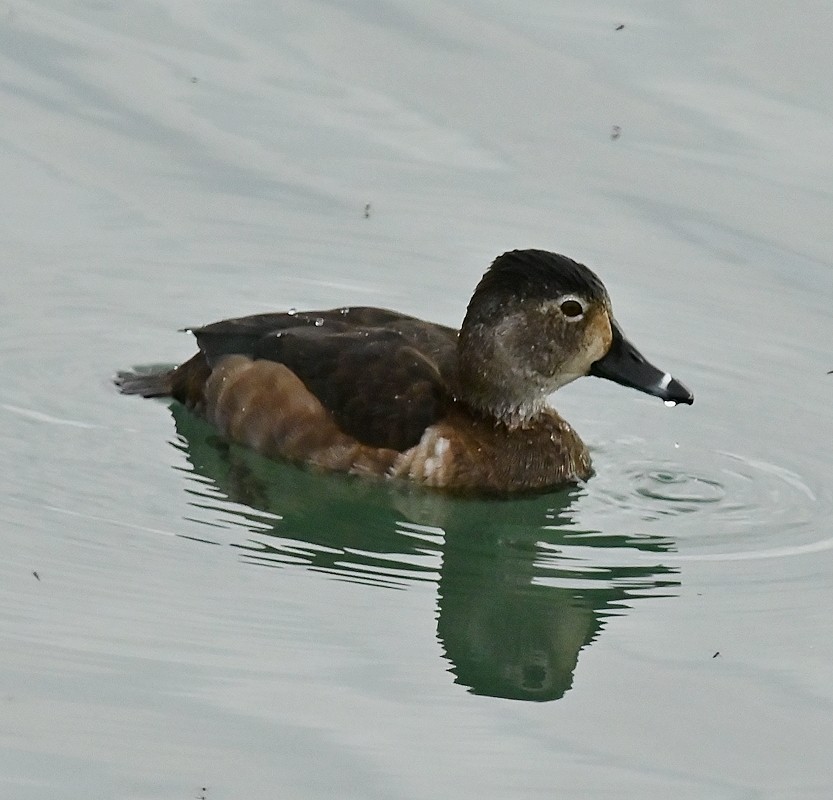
589 319 693 405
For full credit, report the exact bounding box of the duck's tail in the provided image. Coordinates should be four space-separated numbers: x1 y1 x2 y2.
115 354 211 405
114 366 175 398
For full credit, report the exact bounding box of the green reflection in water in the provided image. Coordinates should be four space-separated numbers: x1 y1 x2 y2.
170 404 679 702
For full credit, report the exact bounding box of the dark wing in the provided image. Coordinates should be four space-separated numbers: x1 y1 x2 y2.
190 307 459 452
190 307 433 364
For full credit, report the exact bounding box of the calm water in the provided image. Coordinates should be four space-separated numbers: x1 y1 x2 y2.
2 1 833 798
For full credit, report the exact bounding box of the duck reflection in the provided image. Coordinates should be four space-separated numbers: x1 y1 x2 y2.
170 404 678 702
438 523 676 701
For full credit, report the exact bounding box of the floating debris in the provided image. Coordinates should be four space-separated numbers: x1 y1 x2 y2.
364 203 371 219
32 571 40 581
615 23 625 31
610 125 622 140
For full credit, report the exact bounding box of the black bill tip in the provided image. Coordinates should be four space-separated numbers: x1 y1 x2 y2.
652 372 694 406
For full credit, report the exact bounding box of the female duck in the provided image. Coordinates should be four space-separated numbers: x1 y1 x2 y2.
117 249 692 493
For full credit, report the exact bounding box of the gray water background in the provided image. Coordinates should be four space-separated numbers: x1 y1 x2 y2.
2 2 833 798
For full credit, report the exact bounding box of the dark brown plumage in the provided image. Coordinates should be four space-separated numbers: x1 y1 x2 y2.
116 249 692 493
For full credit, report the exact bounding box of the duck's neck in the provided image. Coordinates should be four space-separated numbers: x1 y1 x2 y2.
468 393 548 429
457 323 549 429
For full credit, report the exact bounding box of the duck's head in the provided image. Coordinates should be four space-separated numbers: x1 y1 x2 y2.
458 249 693 425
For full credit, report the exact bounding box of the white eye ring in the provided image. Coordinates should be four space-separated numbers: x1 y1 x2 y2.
558 295 585 320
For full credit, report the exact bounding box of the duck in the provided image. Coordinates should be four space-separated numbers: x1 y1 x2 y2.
116 249 692 493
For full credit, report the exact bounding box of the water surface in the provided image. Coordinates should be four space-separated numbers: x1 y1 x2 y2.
2 1 833 798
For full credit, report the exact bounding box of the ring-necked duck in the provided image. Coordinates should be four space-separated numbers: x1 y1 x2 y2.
117 249 692 493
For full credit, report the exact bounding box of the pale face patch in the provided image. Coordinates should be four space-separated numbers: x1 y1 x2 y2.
539 302 614 392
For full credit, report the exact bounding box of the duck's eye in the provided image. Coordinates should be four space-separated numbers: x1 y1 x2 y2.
560 299 584 318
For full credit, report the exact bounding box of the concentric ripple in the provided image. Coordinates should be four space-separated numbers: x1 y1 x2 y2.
633 469 725 508
577 446 829 561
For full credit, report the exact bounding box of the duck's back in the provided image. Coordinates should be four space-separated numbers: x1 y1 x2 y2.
142 307 459 455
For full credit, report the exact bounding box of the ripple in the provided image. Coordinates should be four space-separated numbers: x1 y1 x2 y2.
579 447 828 560
634 470 725 506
